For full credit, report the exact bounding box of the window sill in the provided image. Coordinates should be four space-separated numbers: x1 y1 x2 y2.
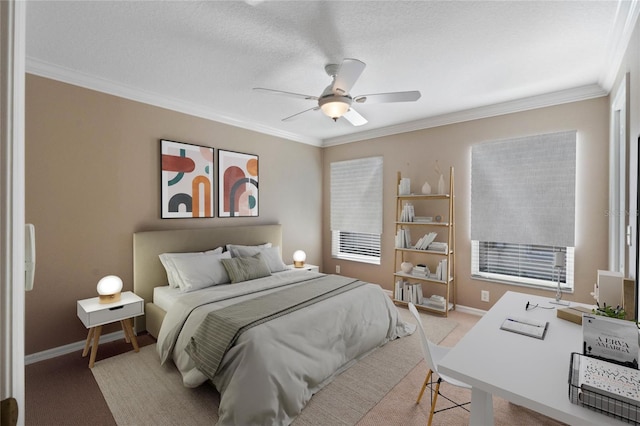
471 274 574 294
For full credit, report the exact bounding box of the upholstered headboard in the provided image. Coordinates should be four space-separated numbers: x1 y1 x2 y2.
133 224 282 332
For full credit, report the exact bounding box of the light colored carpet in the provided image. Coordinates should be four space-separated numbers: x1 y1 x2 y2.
92 308 456 426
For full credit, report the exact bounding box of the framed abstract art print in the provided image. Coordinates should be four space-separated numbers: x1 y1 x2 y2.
218 149 259 217
160 139 214 218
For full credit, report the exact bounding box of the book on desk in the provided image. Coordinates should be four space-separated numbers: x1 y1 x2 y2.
582 314 639 369
500 316 549 339
569 353 640 424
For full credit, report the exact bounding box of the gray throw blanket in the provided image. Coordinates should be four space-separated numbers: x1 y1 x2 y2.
185 275 364 380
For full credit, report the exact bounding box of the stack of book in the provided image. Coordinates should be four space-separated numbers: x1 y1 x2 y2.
413 232 437 250
398 178 411 195
412 264 430 277
424 294 446 310
434 259 448 281
399 202 415 222
413 216 433 223
428 241 448 253
395 228 412 248
394 280 423 304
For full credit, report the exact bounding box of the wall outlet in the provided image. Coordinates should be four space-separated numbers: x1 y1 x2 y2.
336 265 341 274
481 290 490 302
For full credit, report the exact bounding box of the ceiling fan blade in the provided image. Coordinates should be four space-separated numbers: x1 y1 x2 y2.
254 87 318 101
354 91 421 104
282 106 320 122
342 108 367 126
332 58 366 95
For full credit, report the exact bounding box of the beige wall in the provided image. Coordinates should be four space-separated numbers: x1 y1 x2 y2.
24 76 615 354
323 97 610 311
609 17 640 282
24 75 323 355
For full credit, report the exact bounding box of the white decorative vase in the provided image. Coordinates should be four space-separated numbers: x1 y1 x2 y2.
421 181 431 195
401 262 413 274
437 174 445 194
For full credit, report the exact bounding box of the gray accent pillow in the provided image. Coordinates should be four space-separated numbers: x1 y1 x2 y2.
227 245 287 273
221 253 272 283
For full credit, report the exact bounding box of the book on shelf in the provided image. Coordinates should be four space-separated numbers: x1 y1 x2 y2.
427 241 448 252
434 259 447 281
398 178 411 195
582 314 640 369
424 294 446 310
400 202 415 222
413 232 437 250
395 228 413 249
412 264 430 277
413 216 433 223
394 280 424 304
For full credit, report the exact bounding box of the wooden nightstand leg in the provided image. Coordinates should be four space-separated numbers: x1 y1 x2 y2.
82 327 95 357
88 325 102 368
123 318 140 352
120 320 131 343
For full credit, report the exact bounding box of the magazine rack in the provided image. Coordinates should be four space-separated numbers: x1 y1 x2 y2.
569 352 640 424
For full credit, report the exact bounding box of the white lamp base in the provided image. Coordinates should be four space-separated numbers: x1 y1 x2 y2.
549 299 570 306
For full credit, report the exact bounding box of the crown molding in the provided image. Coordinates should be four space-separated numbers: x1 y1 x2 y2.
26 57 609 149
322 84 608 147
25 57 323 147
599 0 640 91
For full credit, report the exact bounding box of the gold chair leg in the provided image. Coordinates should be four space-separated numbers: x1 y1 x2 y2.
416 369 433 404
427 379 441 426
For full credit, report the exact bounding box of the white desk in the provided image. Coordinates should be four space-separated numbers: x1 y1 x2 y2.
438 291 622 425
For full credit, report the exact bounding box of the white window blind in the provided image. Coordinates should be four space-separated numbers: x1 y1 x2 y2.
471 131 576 247
471 131 576 290
330 157 383 234
330 157 383 264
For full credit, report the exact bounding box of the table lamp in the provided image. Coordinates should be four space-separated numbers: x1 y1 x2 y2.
550 251 569 306
97 275 123 304
293 250 306 268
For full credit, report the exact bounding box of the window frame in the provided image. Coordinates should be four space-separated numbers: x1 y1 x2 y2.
331 230 381 265
471 241 574 292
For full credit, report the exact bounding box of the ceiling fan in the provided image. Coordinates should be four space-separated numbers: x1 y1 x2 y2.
254 58 421 126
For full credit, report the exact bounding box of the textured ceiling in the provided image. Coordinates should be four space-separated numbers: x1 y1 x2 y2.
25 1 638 146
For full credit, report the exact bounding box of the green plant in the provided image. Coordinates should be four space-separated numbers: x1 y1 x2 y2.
592 303 626 319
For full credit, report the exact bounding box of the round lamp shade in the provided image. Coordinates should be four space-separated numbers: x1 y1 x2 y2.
293 250 306 268
97 275 123 304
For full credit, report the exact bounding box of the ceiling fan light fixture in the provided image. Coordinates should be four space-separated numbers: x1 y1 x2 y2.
319 95 352 121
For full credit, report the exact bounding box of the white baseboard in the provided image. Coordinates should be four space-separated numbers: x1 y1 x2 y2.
25 330 126 365
454 304 486 316
382 288 486 317
25 299 485 365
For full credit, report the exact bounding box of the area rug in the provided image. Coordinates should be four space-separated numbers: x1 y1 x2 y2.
92 308 456 426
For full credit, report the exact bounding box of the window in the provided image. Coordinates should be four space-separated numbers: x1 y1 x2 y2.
472 242 574 290
330 157 383 265
471 131 576 290
331 231 381 264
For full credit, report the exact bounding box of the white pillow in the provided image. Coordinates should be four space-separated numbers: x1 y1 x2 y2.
227 245 287 273
259 246 288 273
159 247 223 288
226 243 272 256
172 251 232 292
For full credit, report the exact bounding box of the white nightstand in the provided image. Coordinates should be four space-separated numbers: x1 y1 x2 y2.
287 264 320 273
77 291 144 368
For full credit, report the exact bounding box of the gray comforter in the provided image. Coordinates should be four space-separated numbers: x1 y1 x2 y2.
157 270 414 425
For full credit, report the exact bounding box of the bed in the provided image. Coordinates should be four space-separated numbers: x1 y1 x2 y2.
133 224 414 425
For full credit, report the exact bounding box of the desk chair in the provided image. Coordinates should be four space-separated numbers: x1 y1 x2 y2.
408 303 471 425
